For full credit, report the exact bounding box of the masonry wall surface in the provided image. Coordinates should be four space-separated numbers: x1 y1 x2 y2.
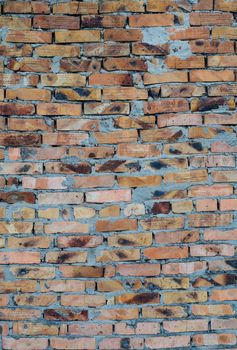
0 0 237 349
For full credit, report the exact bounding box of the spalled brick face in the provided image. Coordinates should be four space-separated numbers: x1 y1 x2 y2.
0 0 237 349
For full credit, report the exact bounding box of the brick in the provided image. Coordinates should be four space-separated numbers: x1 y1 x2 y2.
141 217 184 230
95 308 139 320
165 56 205 69
115 116 155 129
6 30 51 43
4 1 49 13
193 333 236 346
213 26 237 39
118 175 161 187
189 213 232 227
190 69 235 82
145 99 189 114
108 233 152 247
212 170 237 182
96 218 137 232
13 323 58 336
145 336 190 349
45 222 89 234
2 338 48 350
85 43 130 57
104 29 142 41
190 40 234 54
69 324 112 336
129 14 174 27
6 88 51 101
144 247 188 260
132 43 169 56
147 0 192 12
85 102 129 115
82 15 126 28
164 291 207 304
169 27 209 40
190 12 233 25
37 103 82 116
193 0 213 10
89 73 132 86
103 58 147 71
163 319 208 333
193 304 234 316
215 0 237 11
55 30 100 43
53 2 98 15
100 1 144 13
0 102 34 115
0 16 31 29
144 72 188 84
103 87 147 100
0 73 38 86
35 45 80 57
0 252 40 264
33 15 80 29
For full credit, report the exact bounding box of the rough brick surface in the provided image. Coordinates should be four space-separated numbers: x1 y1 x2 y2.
0 0 237 349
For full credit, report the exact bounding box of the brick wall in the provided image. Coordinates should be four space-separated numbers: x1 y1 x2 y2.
0 0 237 349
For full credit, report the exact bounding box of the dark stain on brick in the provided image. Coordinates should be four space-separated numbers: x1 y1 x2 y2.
88 152 96 158
141 43 169 56
74 88 91 97
72 267 104 278
110 105 121 112
4 134 41 147
169 147 182 155
150 161 166 169
117 238 133 246
0 192 35 204
146 282 160 291
44 309 88 321
134 118 153 129
190 142 203 152
173 278 183 286
20 148 36 160
169 130 183 141
18 164 31 173
151 202 171 214
195 40 204 46
225 260 237 269
121 338 130 349
82 16 103 28
98 160 126 172
153 190 165 198
221 274 236 285
55 92 68 100
67 236 91 247
57 252 76 264
125 161 141 172
182 232 194 243
174 15 180 25
128 292 159 304
197 97 225 112
16 268 30 276
149 89 160 99
62 163 91 174
159 308 173 317
188 292 198 299
23 239 37 248
116 251 127 259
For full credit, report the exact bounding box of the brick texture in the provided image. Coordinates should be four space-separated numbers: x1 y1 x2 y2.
0 0 237 349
